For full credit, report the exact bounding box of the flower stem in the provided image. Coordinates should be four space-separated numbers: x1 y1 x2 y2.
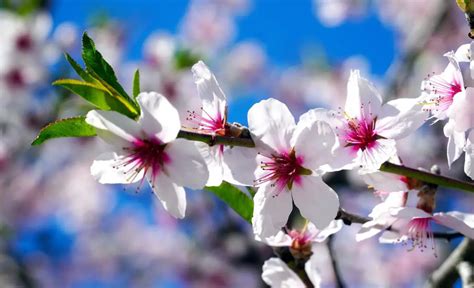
379 162 474 193
177 128 474 193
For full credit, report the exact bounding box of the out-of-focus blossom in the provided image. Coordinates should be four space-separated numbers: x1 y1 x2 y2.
180 2 235 54
143 32 176 70
53 22 79 51
375 0 443 41
86 92 209 218
262 254 321 288
241 99 343 239
221 41 267 89
314 0 367 27
89 22 125 68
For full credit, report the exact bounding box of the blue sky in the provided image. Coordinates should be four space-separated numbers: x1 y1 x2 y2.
51 0 397 75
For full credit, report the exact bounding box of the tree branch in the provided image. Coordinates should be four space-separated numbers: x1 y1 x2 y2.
379 162 474 193
177 128 474 194
177 127 255 147
425 238 474 288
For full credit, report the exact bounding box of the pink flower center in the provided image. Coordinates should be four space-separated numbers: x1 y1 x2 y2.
114 137 170 189
5 68 25 89
187 107 226 136
287 229 312 246
342 116 378 151
16 33 33 52
424 73 462 114
254 149 310 194
403 217 437 257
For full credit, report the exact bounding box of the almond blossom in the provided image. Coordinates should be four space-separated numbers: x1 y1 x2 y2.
379 207 474 256
422 44 474 179
327 70 427 172
187 61 255 186
86 92 209 219
262 255 321 288
246 98 344 239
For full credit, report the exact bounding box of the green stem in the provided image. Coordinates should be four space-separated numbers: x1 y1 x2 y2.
177 128 474 193
379 162 474 193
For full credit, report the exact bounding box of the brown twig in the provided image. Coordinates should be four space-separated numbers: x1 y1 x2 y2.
425 238 474 288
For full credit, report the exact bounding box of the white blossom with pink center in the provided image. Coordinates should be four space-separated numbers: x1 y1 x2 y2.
422 43 474 179
86 92 209 219
244 98 346 239
379 207 474 256
260 220 342 246
320 70 427 172
187 61 256 186
262 254 321 288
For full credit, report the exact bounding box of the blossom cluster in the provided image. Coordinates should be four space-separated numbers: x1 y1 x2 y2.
3 1 474 286
86 55 474 286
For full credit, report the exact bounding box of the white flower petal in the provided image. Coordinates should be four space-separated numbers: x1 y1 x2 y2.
356 221 387 242
293 120 337 173
310 220 343 242
345 70 383 119
137 92 180 143
151 172 187 219
263 231 293 247
86 110 140 146
252 185 293 241
261 258 305 288
222 146 258 186
390 207 432 219
433 212 474 239
90 152 143 184
376 97 427 140
196 143 224 187
165 139 209 189
359 138 397 172
447 88 474 133
192 60 227 114
248 98 295 152
464 132 474 179
305 254 322 288
379 230 404 244
292 175 339 229
360 170 408 193
444 121 466 167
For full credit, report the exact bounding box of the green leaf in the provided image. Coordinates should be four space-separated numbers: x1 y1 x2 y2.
174 49 201 70
133 69 140 98
53 79 134 116
32 116 96 146
205 182 253 223
65 53 97 84
81 32 139 117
